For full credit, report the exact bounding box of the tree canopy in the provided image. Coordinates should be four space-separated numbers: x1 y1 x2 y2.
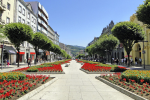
4 23 33 67
111 21 144 66
136 0 150 28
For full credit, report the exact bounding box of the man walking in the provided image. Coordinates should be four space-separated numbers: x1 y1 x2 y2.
28 57 31 67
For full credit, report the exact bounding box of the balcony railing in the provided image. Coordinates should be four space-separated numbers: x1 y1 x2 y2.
41 6 48 19
38 18 41 24
38 2 42 9
41 21 47 29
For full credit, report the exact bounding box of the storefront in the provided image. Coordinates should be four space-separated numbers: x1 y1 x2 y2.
2 46 17 65
30 52 35 62
16 52 25 63
45 51 50 61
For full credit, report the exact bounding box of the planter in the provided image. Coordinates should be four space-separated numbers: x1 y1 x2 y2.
95 76 147 100
22 71 65 74
17 77 58 100
80 68 120 74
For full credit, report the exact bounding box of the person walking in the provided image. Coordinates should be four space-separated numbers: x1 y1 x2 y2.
130 58 133 65
135 57 137 65
7 59 9 67
28 57 31 67
4 59 7 67
116 58 119 65
139 57 142 66
124 58 126 65
121 58 124 65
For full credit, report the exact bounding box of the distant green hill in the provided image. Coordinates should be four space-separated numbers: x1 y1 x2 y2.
66 45 85 56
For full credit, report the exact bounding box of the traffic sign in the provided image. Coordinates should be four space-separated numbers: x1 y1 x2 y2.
142 50 145 54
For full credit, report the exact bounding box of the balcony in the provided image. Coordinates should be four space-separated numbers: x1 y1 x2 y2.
41 14 48 24
41 28 47 35
38 25 41 31
38 18 41 24
38 2 42 9
38 11 42 17
41 6 48 19
0 17 5 24
41 21 47 29
0 1 6 11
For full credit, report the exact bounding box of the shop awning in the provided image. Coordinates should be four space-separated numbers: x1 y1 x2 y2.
17 52 25 54
4 46 17 54
30 52 35 54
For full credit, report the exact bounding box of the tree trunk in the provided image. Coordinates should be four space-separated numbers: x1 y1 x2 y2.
17 49 20 67
127 52 130 67
34 46 38 65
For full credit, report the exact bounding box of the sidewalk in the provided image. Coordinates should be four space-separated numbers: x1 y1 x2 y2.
106 63 150 70
29 60 133 100
0 60 56 72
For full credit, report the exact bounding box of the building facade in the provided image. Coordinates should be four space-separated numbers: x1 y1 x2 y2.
54 32 59 45
0 0 17 65
125 14 150 65
27 1 48 36
15 0 37 63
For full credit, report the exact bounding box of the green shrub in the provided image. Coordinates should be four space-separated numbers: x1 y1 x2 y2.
27 67 38 72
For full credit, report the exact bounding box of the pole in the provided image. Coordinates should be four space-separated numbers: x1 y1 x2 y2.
1 40 4 70
143 41 145 69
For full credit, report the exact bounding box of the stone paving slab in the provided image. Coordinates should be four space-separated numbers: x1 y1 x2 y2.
28 60 134 100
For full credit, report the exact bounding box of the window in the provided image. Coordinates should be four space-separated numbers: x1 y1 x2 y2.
7 3 10 10
19 5 22 13
22 19 25 23
22 9 25 15
28 13 30 19
34 19 35 24
27 21 30 25
32 17 33 22
18 16 21 22
34 27 36 32
6 17 10 24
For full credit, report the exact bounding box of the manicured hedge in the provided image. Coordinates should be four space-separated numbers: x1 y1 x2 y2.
121 70 150 84
0 72 26 82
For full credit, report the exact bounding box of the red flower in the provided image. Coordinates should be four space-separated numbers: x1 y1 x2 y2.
140 79 144 83
123 78 126 81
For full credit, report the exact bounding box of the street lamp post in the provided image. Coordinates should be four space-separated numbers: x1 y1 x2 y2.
138 40 148 69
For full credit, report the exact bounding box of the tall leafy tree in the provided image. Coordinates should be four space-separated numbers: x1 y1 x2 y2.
97 34 119 63
4 23 33 67
136 0 150 28
29 32 51 64
111 21 144 66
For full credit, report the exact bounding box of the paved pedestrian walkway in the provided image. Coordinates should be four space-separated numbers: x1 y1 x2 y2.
29 60 133 100
0 60 56 72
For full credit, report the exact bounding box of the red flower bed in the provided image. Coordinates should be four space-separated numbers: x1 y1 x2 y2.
81 63 127 72
0 74 50 100
38 64 63 72
100 73 150 99
81 63 112 72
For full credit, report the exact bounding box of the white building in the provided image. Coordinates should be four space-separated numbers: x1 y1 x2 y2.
15 0 37 63
26 1 48 36
54 32 59 45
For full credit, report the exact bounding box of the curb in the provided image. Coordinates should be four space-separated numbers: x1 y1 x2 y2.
80 68 120 74
22 72 65 74
17 77 59 100
95 76 147 100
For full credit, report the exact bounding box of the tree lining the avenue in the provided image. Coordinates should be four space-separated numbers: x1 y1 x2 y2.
136 0 150 28
85 34 119 63
111 21 144 66
3 23 71 67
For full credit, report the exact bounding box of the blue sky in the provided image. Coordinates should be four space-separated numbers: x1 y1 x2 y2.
25 0 144 47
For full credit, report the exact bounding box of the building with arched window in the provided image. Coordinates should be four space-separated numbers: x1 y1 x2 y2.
124 14 150 65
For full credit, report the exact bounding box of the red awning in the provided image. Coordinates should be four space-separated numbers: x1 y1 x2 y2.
17 52 25 54
30 52 35 54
